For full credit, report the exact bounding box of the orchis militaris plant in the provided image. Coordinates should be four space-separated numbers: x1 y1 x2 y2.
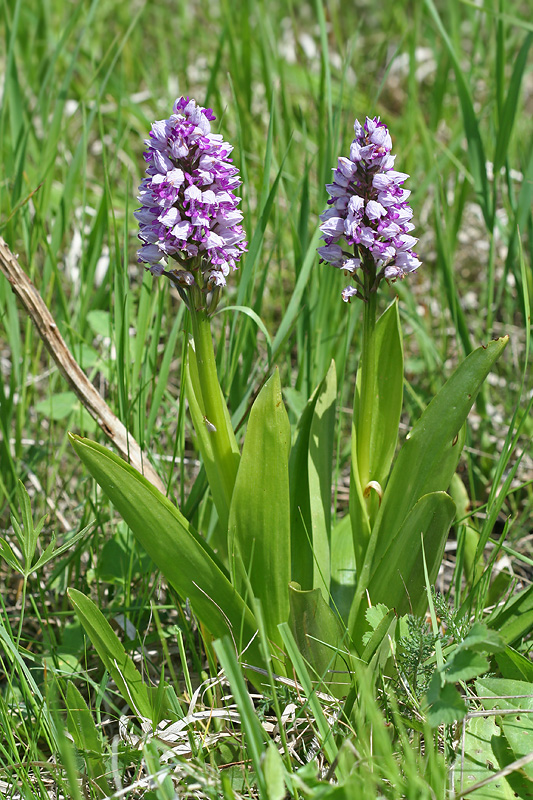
69 102 507 709
136 96 247 529
318 116 421 570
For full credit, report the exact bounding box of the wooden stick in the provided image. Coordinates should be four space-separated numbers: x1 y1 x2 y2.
0 235 166 495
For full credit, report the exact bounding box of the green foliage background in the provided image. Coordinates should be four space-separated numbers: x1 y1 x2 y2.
0 0 532 796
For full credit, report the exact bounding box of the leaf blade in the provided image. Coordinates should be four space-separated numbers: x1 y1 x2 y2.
69 435 260 663
228 370 291 648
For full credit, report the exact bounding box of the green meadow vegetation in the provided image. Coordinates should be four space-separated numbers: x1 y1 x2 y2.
1 0 532 797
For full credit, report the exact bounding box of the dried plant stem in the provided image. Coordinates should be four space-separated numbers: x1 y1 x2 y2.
0 236 166 494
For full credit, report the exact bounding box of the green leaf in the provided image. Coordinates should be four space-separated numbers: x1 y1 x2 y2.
367 337 508 584
66 682 109 798
458 622 505 655
475 678 533 711
289 382 318 590
496 647 533 683
426 672 467 727
228 370 291 649
263 742 286 800
352 492 456 637
307 360 336 596
67 588 153 720
501 720 533 783
16 480 44 566
185 339 240 532
443 649 489 683
288 582 349 698
350 301 403 568
356 298 403 488
473 679 533 794
364 603 391 637
15 525 89 576
34 391 78 420
290 364 337 593
360 605 397 666
69 435 261 666
0 538 23 572
452 716 517 799
487 583 533 645
330 514 356 624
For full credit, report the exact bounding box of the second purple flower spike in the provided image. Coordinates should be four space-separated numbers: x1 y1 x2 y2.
318 116 421 302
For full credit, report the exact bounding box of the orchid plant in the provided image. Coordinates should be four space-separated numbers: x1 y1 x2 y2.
68 98 507 709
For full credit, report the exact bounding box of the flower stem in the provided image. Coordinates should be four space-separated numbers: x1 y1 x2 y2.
189 304 239 510
356 286 378 491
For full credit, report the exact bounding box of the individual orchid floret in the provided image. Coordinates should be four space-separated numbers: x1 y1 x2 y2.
136 97 247 307
318 115 421 301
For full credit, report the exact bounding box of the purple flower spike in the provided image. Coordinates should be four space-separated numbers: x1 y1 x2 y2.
136 97 247 295
318 116 421 300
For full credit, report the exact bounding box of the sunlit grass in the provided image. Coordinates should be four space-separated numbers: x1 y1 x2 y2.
0 0 532 795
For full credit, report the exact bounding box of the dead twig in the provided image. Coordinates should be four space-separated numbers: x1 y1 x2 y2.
0 235 166 494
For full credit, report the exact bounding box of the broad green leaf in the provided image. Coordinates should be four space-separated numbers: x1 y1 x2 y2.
457 623 505 654
288 582 349 698
351 301 403 569
426 673 467 726
228 369 291 648
289 381 318 590
185 344 228 530
263 742 286 800
502 714 533 784
475 678 533 711
66 682 109 798
68 588 153 719
496 647 533 683
368 337 508 575
443 650 489 683
351 492 456 638
69 435 260 666
487 583 533 645
330 514 356 624
355 298 403 489
474 679 533 792
289 363 337 594
185 339 240 532
451 716 517 799
500 716 533 782
307 360 336 595
34 391 79 420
